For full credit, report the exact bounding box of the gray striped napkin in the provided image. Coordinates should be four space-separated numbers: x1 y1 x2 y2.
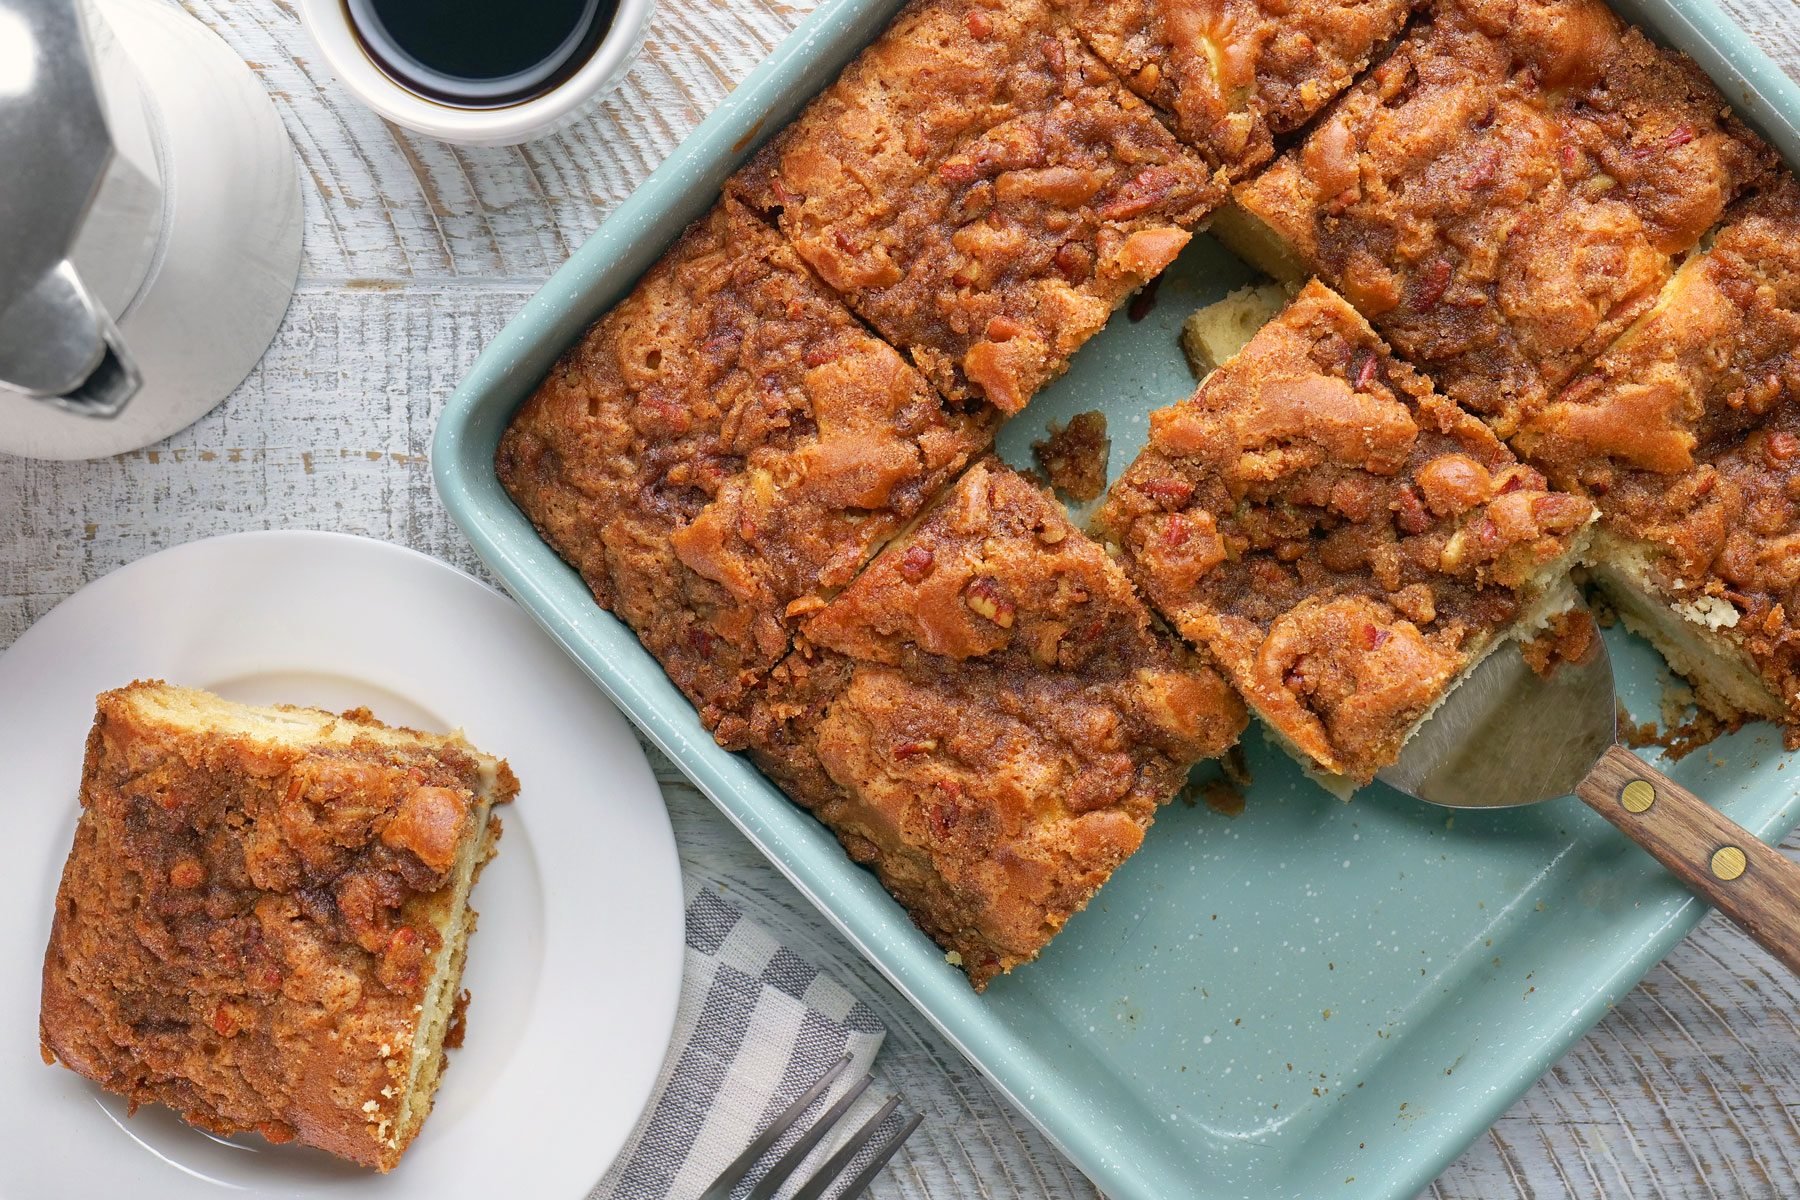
591 885 898 1200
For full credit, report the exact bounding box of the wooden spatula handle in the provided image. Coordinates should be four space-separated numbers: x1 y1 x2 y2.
1576 744 1800 976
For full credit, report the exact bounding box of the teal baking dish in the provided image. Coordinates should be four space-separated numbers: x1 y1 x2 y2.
432 4 1800 1197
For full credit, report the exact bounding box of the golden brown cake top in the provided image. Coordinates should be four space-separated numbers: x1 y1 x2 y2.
1519 177 1800 483
748 460 1245 987
1231 0 1772 435
1097 282 1593 781
39 683 517 1170
1453 0 1771 253
729 0 1223 414
496 200 990 741
1064 0 1413 177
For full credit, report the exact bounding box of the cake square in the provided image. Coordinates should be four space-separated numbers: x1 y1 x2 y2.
1062 0 1413 178
746 459 1246 988
1513 179 1800 745
1217 0 1772 436
39 682 517 1171
1517 177 1800 483
1095 282 1594 790
729 0 1224 415
497 200 992 743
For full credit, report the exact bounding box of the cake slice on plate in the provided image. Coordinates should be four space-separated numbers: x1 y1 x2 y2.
747 459 1246 989
39 682 517 1171
1096 281 1594 794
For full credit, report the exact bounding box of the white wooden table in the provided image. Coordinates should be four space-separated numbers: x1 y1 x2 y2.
6 1 1800 1196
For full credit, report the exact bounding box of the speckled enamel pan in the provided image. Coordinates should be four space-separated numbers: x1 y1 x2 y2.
433 2 1800 1195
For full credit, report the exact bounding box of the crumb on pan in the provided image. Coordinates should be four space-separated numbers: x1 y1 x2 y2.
1032 410 1111 502
1180 282 1291 379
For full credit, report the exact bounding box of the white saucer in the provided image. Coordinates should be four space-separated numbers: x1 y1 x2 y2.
0 532 684 1198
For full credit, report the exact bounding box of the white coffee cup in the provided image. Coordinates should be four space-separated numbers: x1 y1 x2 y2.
296 0 654 146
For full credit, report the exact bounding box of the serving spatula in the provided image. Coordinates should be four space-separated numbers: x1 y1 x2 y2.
1379 609 1800 974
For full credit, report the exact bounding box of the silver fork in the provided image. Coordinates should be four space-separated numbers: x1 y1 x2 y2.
698 1053 922 1200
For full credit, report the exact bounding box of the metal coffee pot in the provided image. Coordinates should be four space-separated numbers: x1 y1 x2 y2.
0 0 302 459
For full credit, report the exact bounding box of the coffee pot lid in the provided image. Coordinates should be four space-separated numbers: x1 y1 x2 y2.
0 0 131 405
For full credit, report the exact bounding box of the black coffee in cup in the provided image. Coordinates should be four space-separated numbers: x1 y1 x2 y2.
344 0 619 108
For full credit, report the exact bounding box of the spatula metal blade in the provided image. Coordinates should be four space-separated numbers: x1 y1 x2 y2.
1377 624 1618 809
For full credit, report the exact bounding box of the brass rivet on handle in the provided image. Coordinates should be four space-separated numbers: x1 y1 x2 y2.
1711 845 1748 881
1620 780 1655 813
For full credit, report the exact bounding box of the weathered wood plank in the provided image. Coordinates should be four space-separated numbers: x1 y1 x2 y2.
5 0 1800 1196
0 289 518 642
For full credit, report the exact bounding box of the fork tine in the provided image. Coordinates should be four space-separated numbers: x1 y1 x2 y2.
698 1052 853 1200
788 1096 903 1200
826 1112 922 1200
745 1074 875 1200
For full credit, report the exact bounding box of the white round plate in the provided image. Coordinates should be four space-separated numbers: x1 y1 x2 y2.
0 532 684 1198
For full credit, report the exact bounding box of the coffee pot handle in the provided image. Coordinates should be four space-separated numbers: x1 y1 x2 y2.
0 261 140 418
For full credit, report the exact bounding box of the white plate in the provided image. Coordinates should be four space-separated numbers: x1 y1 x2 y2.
0 532 684 1198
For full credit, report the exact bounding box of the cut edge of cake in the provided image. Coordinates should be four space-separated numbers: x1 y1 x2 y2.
380 752 506 1169
1208 201 1311 287
1585 534 1792 730
1259 514 1594 801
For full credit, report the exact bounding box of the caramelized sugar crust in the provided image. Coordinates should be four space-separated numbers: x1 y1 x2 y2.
1231 0 1773 435
729 0 1223 414
39 684 516 1171
1520 177 1800 481
497 201 991 743
747 460 1246 987
1064 0 1413 177
1097 282 1592 782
